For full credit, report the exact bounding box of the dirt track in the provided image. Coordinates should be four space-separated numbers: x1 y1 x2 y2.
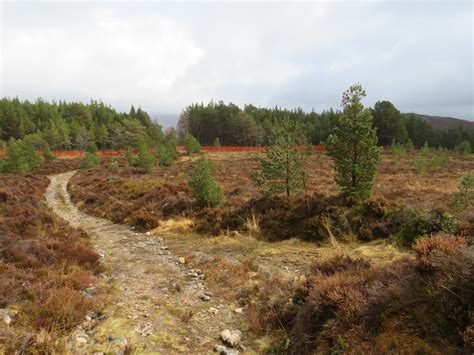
45 171 246 353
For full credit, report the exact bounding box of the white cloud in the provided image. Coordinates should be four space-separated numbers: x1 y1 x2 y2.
2 4 205 111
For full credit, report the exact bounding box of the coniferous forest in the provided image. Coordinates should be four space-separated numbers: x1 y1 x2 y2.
1 97 473 154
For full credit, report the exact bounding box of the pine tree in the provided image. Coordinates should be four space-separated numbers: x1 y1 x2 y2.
135 140 155 173
156 140 178 166
253 116 306 202
125 147 136 167
4 138 30 173
371 100 407 145
327 83 379 199
184 133 201 155
43 142 56 161
80 141 100 169
188 157 224 207
3 138 41 173
22 139 42 170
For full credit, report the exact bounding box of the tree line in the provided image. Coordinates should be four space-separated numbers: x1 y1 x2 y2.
178 100 474 149
0 98 164 150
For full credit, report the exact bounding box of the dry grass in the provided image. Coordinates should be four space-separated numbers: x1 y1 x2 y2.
153 218 195 235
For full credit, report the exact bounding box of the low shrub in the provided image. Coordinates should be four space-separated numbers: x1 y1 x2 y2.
411 154 429 173
251 239 474 354
230 195 391 242
0 174 101 351
109 161 120 170
389 207 458 245
430 154 449 171
390 140 406 158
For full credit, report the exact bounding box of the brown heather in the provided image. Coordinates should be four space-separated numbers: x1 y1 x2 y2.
0 160 102 353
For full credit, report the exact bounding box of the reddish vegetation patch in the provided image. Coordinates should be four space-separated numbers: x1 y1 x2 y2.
0 174 102 352
249 237 473 354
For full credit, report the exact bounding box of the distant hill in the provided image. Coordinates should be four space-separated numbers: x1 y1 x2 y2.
404 113 474 131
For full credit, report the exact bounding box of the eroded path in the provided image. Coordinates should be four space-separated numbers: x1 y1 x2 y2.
46 172 246 354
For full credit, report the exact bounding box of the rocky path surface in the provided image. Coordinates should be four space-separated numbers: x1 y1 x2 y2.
46 172 245 354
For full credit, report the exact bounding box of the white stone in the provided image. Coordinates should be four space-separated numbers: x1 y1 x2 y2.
220 329 242 347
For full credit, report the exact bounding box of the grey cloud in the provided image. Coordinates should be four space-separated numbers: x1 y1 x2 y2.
1 1 472 119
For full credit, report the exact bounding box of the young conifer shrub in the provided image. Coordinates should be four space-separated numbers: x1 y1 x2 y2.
184 133 201 155
450 173 474 210
135 141 155 173
80 142 100 169
405 138 415 151
454 140 471 156
80 152 99 169
188 157 224 207
156 139 178 166
43 142 56 161
2 137 42 173
125 147 136 166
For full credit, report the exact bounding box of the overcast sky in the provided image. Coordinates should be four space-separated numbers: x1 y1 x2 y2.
1 1 473 122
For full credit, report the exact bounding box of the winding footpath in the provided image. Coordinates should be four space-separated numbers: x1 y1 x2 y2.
46 172 246 354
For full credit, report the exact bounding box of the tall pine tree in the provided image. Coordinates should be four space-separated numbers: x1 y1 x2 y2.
327 84 379 199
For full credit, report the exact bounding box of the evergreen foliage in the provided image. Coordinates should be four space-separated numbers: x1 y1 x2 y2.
184 133 201 155
80 141 100 169
327 84 379 199
179 100 473 149
80 152 99 169
450 173 474 209
188 157 224 207
372 100 408 145
0 98 164 150
156 139 178 166
253 116 306 201
1 137 42 173
454 140 471 156
43 142 56 161
135 141 155 173
125 148 136 167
